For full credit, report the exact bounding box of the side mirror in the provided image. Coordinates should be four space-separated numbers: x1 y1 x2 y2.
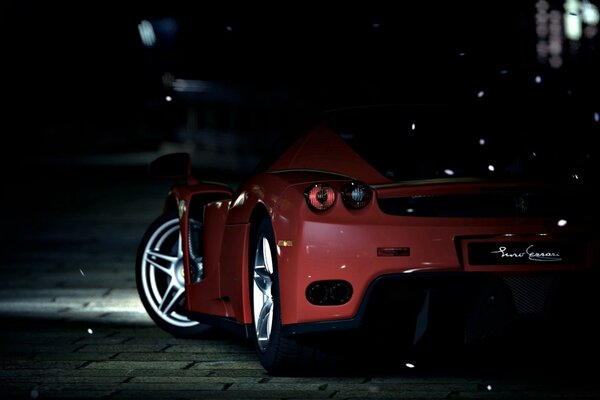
148 153 191 179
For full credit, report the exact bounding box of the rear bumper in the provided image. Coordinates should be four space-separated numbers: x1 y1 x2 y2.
281 270 599 345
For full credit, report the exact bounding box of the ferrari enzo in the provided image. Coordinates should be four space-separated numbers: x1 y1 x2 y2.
136 105 599 374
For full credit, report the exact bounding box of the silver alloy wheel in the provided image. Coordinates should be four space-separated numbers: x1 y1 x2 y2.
253 235 274 352
140 217 200 328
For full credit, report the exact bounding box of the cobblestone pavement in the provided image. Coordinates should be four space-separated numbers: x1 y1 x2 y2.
1 166 599 399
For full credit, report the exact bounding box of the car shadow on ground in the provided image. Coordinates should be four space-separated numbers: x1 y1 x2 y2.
284 323 599 380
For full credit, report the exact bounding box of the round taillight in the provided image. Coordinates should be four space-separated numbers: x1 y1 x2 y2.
341 181 372 209
304 183 336 211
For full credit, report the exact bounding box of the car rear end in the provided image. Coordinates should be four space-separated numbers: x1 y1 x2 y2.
277 177 599 353
276 104 600 348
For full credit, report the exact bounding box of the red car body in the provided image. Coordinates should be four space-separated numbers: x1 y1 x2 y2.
137 105 599 374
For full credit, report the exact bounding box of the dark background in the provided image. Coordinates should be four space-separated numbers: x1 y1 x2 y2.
3 0 599 180
0 3 599 397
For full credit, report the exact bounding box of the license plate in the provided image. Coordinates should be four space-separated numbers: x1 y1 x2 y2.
468 241 584 265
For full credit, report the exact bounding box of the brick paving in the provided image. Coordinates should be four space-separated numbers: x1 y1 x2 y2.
1 167 599 399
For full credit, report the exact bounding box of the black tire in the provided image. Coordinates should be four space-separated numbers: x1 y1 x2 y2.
250 217 336 375
136 211 210 337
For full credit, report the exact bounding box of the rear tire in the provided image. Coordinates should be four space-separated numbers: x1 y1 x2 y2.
250 217 336 375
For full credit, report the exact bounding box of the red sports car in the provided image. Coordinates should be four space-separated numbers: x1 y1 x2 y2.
136 105 599 374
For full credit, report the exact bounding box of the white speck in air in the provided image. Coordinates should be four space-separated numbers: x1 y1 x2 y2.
411 123 416 131
444 169 455 176
535 75 542 84
573 174 579 180
594 111 599 122
487 384 493 391
406 208 414 213
405 363 415 368
165 95 172 102
477 90 485 98
479 138 486 145
87 328 94 334
459 52 466 56
500 69 509 75
226 25 233 32
532 152 537 157
558 219 568 227
372 22 381 28
80 269 85 277
488 165 495 172
137 20 156 47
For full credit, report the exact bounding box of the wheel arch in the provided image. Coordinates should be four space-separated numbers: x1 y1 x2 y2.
242 203 272 324
248 203 271 243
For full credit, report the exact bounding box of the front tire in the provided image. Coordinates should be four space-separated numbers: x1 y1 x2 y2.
136 211 210 337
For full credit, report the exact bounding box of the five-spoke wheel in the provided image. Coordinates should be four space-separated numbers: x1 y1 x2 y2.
136 211 209 337
253 230 275 351
250 216 330 374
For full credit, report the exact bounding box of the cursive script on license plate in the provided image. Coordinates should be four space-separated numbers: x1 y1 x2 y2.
468 241 584 265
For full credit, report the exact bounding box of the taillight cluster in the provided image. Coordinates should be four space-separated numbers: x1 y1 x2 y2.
304 181 372 212
341 181 372 209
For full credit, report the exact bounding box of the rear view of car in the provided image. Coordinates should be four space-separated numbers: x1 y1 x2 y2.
269 105 600 354
136 104 600 375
